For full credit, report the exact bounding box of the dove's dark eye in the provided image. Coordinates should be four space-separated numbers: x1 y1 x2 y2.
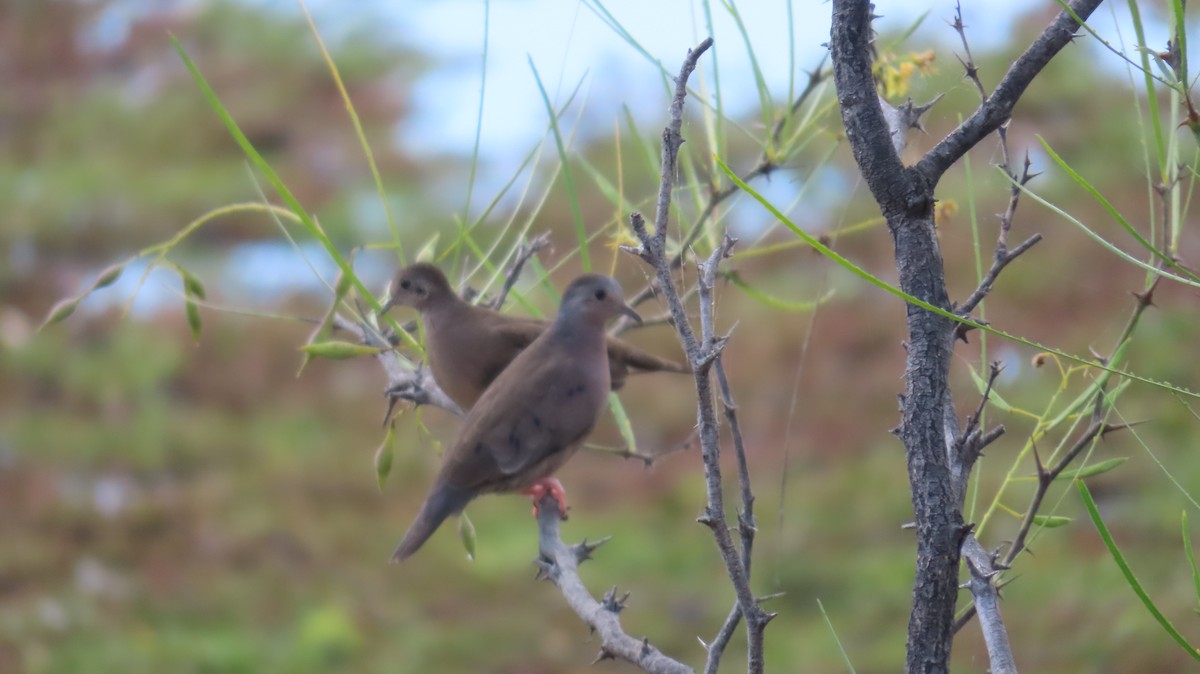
594 288 607 301
400 280 411 290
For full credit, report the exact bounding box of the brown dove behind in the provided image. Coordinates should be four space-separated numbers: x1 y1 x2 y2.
381 263 686 410
391 274 641 562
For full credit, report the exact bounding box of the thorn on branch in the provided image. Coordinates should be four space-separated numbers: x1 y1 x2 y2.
533 556 558 582
978 424 1006 451
572 536 612 564
695 334 730 371
602 586 631 614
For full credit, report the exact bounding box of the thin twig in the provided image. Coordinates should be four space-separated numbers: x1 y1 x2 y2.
489 231 551 310
613 61 831 330
703 348 757 674
956 141 1041 317
331 314 464 418
631 36 772 674
916 0 1105 185
950 1 989 102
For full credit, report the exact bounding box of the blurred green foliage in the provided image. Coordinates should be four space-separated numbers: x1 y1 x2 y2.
3 1 1200 673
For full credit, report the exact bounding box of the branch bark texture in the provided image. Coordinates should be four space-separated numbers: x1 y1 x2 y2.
535 495 693 674
828 1 1104 672
630 37 773 674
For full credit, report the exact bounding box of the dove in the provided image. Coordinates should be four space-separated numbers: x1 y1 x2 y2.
391 274 641 561
380 263 686 410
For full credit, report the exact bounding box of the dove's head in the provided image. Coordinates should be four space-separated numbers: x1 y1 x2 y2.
558 274 642 329
382 263 455 313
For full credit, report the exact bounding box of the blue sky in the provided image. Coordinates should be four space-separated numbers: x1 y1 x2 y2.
391 0 1043 159
77 0 1182 316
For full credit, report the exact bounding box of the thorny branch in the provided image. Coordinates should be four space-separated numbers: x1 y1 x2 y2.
534 494 693 674
702 241 760 674
629 37 773 674
612 59 831 334
489 231 551 310
831 1 1104 672
331 314 465 419
955 131 1042 319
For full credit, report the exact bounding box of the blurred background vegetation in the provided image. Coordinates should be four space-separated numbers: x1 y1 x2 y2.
3 1 1200 672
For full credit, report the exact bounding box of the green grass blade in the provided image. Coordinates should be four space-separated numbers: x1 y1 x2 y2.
1038 137 1199 281
170 36 419 351
462 0 490 226
722 0 773 146
727 271 834 312
1170 0 1187 115
716 153 1200 399
1078 480 1200 661
817 598 858 674
1010 169 1200 290
299 2 404 263
702 0 726 160
1124 0 1166 174
529 57 589 271
1183 511 1200 610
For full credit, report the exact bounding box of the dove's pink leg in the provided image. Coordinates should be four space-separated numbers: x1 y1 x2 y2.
522 477 569 518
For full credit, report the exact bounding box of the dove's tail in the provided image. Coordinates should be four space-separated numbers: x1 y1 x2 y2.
391 481 474 563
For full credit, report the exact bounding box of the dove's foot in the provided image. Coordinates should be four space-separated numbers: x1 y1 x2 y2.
522 478 569 520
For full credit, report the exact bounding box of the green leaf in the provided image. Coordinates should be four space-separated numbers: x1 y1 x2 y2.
179 269 206 300
40 297 81 330
374 427 394 490
94 262 127 290
300 341 381 360
1031 515 1072 529
608 392 637 456
1053 457 1128 481
185 300 202 344
967 364 1012 413
1078 480 1200 661
458 512 477 562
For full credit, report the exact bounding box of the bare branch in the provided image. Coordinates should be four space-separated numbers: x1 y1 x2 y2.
831 3 1104 672
961 535 1017 674
618 60 831 319
916 0 1104 186
703 349 757 674
956 139 1041 317
489 231 551 310
535 494 693 674
631 38 772 674
332 315 464 418
950 0 988 102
